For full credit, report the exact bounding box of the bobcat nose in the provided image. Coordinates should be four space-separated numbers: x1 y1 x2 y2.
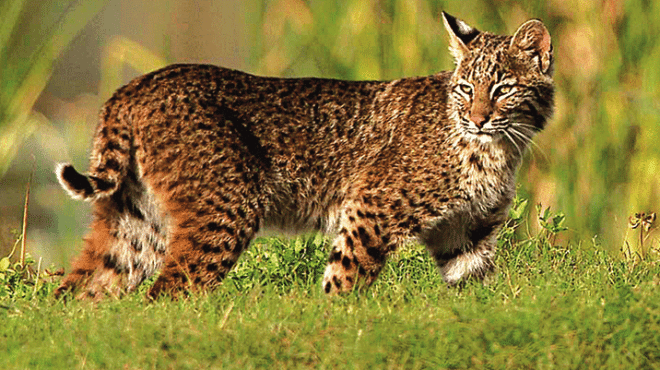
469 112 489 128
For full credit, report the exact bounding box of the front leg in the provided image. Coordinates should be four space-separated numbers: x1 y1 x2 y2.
435 220 502 285
439 228 498 285
322 202 395 294
423 212 503 286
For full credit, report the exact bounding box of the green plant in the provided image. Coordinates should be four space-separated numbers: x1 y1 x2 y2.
0 0 105 176
623 212 657 262
226 234 329 294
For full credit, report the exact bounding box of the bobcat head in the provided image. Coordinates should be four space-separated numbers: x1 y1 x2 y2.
442 12 554 150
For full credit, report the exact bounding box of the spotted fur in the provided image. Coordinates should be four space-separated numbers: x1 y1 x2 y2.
55 12 553 299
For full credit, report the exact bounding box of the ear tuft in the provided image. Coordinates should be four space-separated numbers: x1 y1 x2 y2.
510 19 553 75
442 12 480 63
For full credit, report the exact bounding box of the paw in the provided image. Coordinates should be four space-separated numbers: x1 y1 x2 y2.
321 263 356 294
440 250 495 286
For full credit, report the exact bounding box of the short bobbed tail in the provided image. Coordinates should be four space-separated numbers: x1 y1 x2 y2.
56 163 119 201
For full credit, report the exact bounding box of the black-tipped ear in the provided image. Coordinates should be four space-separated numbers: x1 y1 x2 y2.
442 12 480 62
510 19 553 75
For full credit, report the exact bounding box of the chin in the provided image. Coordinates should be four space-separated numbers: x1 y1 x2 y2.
464 131 496 144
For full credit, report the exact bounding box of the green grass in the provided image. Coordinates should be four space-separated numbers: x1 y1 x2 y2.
2 204 660 369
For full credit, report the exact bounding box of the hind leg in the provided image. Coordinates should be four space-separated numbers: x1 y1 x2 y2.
55 199 139 300
56 173 171 300
147 187 262 299
55 216 124 299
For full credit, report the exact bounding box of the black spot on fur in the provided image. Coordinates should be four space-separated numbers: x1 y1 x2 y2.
221 259 233 268
469 153 484 171
197 121 213 130
367 247 383 261
342 256 351 268
207 263 219 272
333 276 342 289
324 282 331 293
345 235 354 248
231 242 244 253
105 141 121 152
357 227 370 246
102 253 124 273
381 234 390 245
206 222 235 236
104 158 120 172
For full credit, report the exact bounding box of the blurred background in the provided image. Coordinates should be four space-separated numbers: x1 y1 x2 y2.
1 0 658 267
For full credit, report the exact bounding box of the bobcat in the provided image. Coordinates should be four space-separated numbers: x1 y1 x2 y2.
55 12 553 299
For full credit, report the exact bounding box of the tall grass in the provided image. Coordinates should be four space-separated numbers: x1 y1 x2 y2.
0 0 105 176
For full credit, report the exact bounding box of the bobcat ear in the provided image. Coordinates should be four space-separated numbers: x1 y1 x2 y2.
510 19 553 75
442 12 480 62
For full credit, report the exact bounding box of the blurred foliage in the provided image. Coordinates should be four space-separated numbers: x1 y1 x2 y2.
3 0 660 265
0 0 105 176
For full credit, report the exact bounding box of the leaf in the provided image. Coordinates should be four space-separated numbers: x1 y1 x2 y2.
0 256 10 272
509 199 528 221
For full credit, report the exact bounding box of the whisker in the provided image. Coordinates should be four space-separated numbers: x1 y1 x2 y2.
508 124 548 162
508 127 533 142
511 122 541 134
502 130 523 158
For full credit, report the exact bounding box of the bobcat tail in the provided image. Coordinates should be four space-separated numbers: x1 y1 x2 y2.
56 163 123 201
56 97 132 202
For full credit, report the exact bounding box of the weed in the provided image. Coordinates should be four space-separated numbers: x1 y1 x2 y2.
624 212 658 262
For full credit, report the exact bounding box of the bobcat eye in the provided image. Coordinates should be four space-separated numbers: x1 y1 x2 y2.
493 84 514 98
458 84 473 95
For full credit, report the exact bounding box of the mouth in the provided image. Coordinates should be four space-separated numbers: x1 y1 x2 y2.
463 127 498 143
